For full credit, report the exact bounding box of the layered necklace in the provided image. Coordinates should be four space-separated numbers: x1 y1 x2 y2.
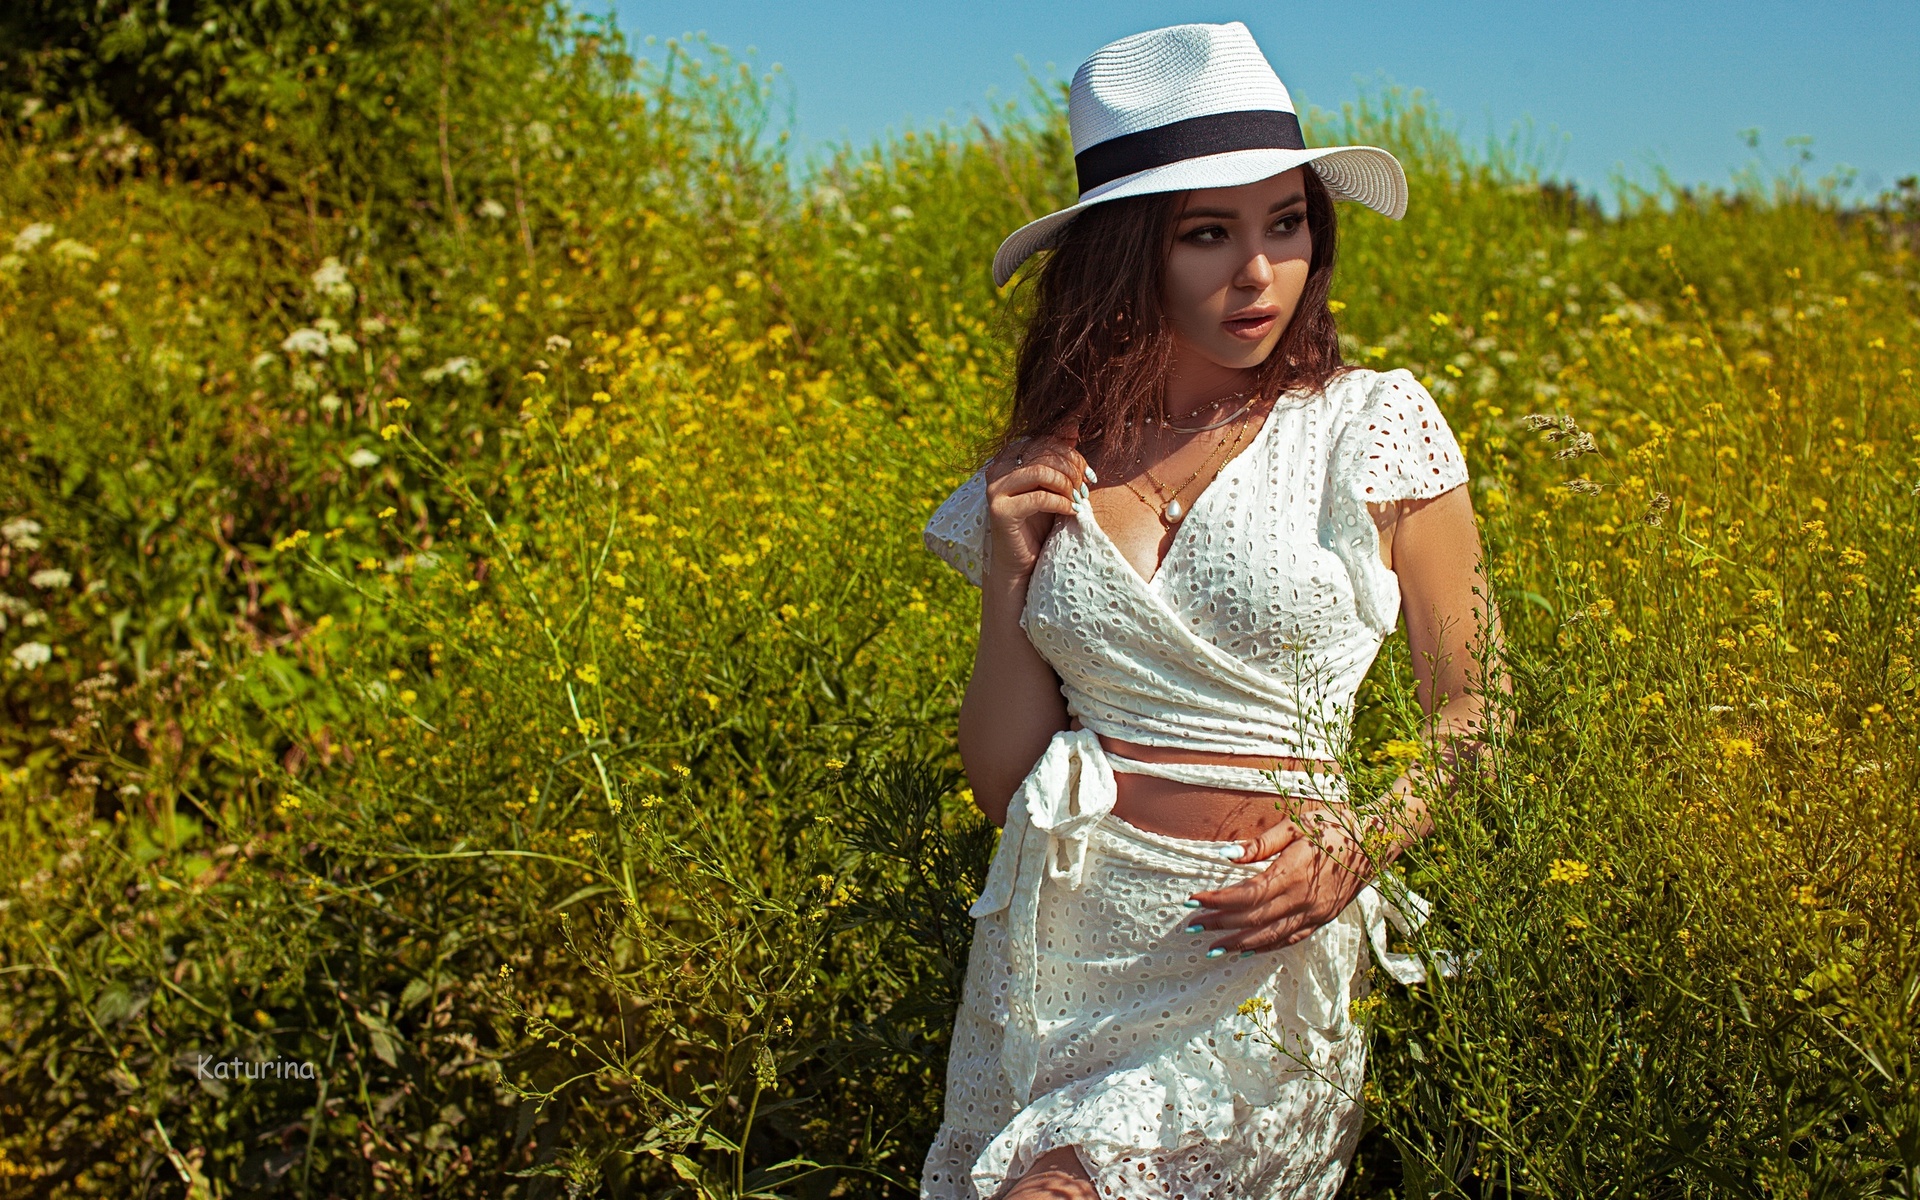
1115 389 1264 528
1155 387 1262 433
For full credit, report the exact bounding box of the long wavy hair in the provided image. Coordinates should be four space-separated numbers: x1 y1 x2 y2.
996 165 1348 468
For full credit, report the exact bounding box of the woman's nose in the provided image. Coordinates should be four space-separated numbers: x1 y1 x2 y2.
1235 253 1275 289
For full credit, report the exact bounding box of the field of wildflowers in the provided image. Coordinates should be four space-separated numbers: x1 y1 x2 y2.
2 5 1918 1197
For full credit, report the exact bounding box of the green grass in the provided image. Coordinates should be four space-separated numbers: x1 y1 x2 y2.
1 10 1918 1197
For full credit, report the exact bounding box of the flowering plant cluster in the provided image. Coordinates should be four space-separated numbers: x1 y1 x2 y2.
1 11 1917 1197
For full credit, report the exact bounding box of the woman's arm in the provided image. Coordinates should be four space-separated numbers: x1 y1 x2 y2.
1363 483 1509 856
1187 483 1509 954
956 433 1093 827
958 575 1070 827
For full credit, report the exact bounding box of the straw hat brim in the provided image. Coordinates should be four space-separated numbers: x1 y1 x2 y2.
991 144 1407 288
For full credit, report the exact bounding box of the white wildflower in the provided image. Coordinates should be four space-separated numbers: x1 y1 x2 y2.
12 223 54 253
311 257 348 290
281 328 330 357
423 356 483 386
28 568 71 590
544 334 572 354
0 593 33 630
249 351 277 374
476 198 508 220
327 332 358 356
10 642 51 670
310 256 355 303
347 448 381 468
318 393 343 413
888 204 914 221
2 518 43 550
50 239 98 263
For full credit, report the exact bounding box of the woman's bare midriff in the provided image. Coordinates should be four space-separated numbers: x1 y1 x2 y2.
1068 719 1344 843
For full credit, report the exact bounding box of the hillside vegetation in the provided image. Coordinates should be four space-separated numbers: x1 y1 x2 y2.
2 4 1919 1197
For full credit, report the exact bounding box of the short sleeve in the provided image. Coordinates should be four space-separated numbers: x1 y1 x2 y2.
923 469 990 587
1352 369 1469 504
1322 369 1470 634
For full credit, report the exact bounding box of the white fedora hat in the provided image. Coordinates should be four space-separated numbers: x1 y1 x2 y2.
992 21 1408 288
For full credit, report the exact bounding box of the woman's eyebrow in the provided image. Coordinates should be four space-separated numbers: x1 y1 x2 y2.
1177 193 1308 221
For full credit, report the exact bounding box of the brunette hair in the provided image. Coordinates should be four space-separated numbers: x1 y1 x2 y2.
996 165 1347 467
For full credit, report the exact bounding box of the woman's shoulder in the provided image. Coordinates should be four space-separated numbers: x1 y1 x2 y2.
1320 365 1469 497
1311 365 1426 414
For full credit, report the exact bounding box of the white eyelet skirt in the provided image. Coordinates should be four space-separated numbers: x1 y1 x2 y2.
920 728 1430 1200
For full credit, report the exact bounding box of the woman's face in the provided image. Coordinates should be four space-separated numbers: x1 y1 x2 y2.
1161 168 1312 374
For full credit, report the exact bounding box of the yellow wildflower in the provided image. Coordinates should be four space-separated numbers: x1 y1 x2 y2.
1547 859 1592 885
1382 739 1424 763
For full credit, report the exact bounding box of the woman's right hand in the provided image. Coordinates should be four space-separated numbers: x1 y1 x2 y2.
982 428 1094 586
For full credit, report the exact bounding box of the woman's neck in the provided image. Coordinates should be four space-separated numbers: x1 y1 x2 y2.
1162 350 1258 423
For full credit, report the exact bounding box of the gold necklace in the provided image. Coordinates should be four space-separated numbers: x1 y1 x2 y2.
1122 411 1253 527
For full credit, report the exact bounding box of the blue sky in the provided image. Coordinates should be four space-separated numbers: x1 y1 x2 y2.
605 1 1918 204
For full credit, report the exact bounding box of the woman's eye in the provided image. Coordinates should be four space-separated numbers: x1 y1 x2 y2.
1182 224 1228 244
1272 214 1305 235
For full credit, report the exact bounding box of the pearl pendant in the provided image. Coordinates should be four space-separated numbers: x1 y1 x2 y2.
1165 497 1185 523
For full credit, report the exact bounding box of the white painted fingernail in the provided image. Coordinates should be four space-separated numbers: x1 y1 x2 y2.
1220 845 1246 861
1084 465 1098 483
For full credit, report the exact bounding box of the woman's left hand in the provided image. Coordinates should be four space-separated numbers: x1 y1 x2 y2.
1183 807 1378 956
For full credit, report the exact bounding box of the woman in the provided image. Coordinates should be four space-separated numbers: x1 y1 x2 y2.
920 22 1501 1200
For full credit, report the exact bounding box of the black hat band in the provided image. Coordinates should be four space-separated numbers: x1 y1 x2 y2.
1074 109 1306 195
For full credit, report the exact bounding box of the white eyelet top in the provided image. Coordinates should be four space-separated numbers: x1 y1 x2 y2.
923 367 1468 762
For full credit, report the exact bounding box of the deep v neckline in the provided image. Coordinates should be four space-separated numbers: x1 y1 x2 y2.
1076 402 1281 590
